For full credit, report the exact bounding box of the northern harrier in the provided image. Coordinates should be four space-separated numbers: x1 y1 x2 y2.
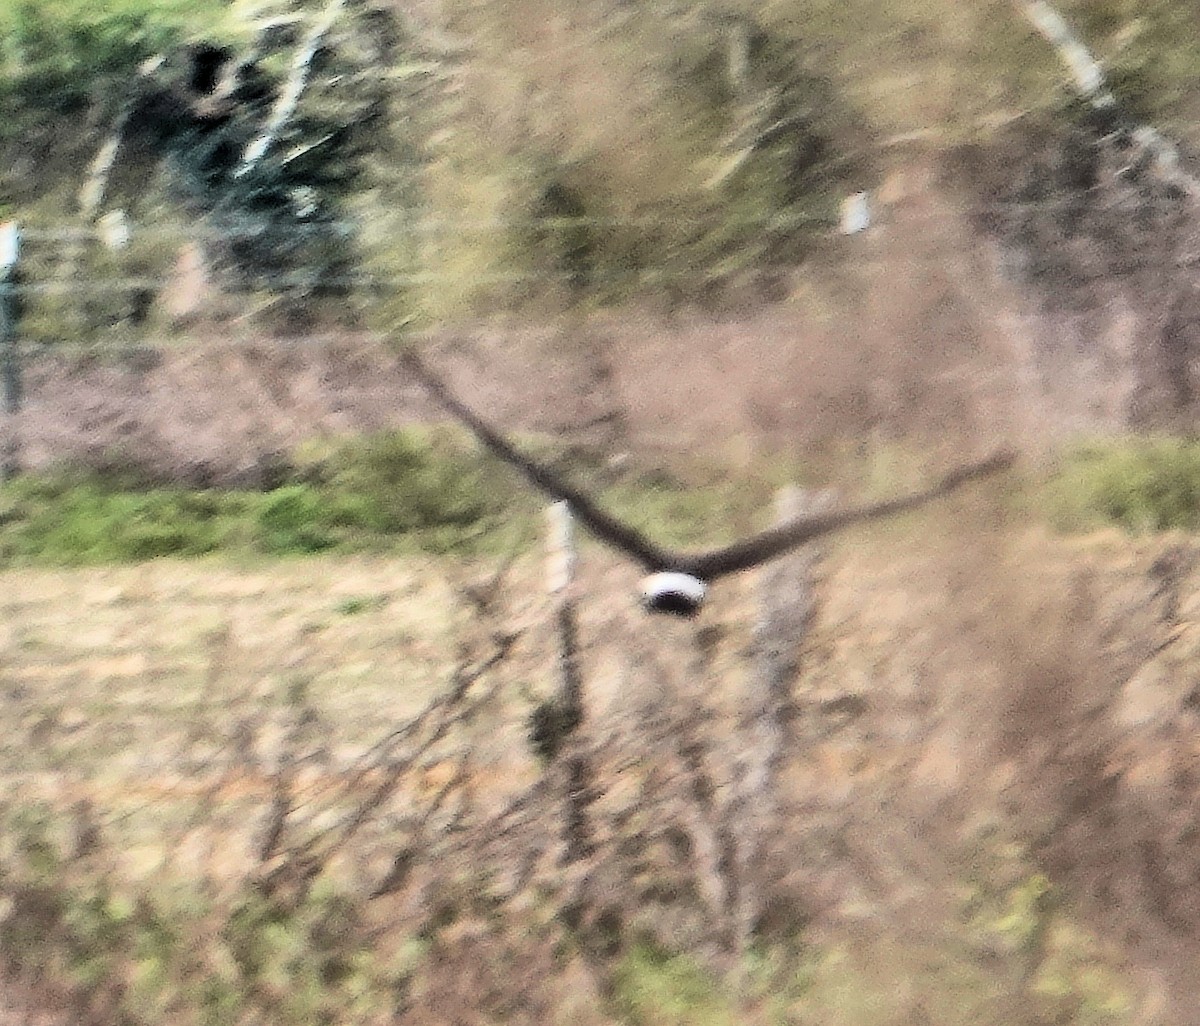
402 351 1014 616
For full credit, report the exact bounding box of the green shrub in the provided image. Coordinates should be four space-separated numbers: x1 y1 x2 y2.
0 429 520 565
0 0 234 142
322 428 509 538
0 479 233 563
255 485 336 555
1049 438 1200 533
612 940 738 1026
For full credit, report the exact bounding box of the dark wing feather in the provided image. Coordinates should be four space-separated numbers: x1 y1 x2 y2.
676 449 1015 580
402 351 676 572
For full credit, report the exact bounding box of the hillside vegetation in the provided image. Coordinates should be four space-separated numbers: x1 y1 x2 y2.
4 0 1200 330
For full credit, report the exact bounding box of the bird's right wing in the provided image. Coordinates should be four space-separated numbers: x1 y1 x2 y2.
678 449 1016 580
401 351 676 572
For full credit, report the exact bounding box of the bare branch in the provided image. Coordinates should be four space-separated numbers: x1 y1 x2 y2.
236 0 351 179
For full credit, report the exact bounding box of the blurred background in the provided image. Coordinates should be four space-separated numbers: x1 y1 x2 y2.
4 1 1200 1024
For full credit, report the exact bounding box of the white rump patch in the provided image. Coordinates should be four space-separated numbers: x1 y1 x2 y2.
640 572 707 616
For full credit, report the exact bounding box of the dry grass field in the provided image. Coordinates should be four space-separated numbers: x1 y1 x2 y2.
4 483 1200 1022
2 552 524 869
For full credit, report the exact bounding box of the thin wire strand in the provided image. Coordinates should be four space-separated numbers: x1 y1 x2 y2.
12 242 1200 298
14 191 1167 245
17 179 1194 246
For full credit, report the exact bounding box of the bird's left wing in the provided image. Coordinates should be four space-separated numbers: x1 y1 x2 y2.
401 351 676 572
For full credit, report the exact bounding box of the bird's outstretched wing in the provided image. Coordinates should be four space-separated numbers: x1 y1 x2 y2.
401 351 675 572
402 350 1015 580
675 449 1014 579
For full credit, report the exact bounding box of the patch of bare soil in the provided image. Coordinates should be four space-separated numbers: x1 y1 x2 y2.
0 982 70 1026
30 145 1180 494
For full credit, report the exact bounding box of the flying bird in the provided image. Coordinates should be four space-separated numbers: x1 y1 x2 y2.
401 351 1015 616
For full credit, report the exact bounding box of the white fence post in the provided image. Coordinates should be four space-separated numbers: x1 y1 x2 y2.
0 221 21 481
544 500 593 863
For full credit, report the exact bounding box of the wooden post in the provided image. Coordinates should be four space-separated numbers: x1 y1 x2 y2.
79 110 133 221
68 106 135 327
1016 1 1114 109
544 500 592 864
752 487 833 790
547 500 583 724
0 221 21 482
733 485 832 950
840 192 871 235
98 210 131 253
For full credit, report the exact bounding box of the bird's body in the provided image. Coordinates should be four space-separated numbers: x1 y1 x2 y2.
640 572 708 616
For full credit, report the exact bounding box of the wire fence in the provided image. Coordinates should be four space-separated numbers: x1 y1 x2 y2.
0 151 1193 400
5 224 1192 299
